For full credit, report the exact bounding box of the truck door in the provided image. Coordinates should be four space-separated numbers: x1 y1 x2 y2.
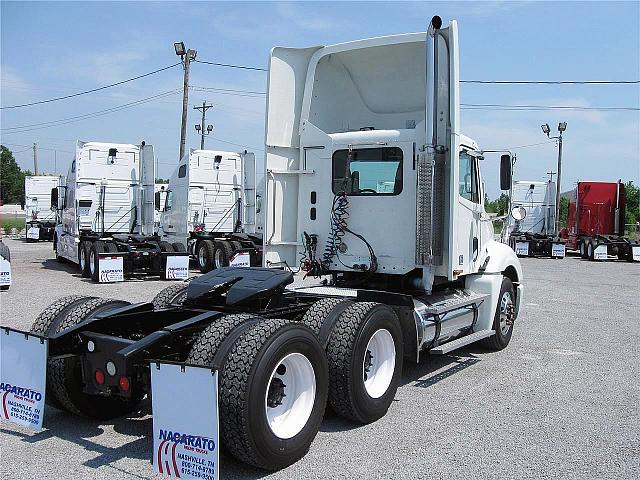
456 148 482 274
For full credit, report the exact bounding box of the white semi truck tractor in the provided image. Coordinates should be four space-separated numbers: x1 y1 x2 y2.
5 17 523 472
51 140 188 282
158 148 262 272
504 180 566 258
24 175 59 242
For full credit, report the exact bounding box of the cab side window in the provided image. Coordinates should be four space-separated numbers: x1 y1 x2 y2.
459 151 479 204
165 190 173 211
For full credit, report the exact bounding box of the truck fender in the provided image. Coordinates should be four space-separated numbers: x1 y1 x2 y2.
467 241 524 331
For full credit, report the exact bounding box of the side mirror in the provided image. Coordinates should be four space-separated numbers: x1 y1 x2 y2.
50 188 59 210
154 191 161 211
511 206 527 221
500 154 512 191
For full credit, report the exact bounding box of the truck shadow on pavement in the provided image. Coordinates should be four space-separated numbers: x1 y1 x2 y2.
40 258 80 274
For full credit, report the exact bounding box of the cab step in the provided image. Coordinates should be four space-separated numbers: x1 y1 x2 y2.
430 330 495 355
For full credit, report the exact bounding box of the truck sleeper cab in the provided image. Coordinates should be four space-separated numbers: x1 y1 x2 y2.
24 175 60 242
561 180 639 261
52 141 187 282
505 180 565 258
158 148 262 273
7 17 524 472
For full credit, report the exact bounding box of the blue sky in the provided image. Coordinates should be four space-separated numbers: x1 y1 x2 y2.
1 1 639 198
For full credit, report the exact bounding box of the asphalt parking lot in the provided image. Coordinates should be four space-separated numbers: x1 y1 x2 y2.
1 237 639 479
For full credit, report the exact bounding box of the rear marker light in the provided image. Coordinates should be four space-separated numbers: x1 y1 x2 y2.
87 340 95 352
106 361 117 376
95 370 105 385
119 377 130 392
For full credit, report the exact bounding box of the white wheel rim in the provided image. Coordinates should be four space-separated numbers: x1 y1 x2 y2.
89 250 95 275
363 329 396 399
588 244 593 256
80 248 86 270
198 246 206 267
264 352 316 440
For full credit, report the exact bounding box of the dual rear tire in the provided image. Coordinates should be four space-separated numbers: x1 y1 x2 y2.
196 239 234 273
187 315 328 470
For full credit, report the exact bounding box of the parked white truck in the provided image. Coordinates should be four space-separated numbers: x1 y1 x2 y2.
51 141 188 282
24 175 59 242
504 180 566 258
4 17 524 473
158 148 262 272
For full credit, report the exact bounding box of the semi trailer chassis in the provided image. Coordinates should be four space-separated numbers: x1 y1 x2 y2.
26 220 56 242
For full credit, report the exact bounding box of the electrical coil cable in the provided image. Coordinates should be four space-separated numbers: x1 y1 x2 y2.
321 192 378 275
299 232 323 278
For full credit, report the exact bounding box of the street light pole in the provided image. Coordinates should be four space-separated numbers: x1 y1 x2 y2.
175 42 197 162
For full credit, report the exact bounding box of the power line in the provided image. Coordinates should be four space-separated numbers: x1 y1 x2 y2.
0 63 181 110
1 90 181 133
461 103 640 111
194 59 267 72
190 85 266 96
461 80 640 84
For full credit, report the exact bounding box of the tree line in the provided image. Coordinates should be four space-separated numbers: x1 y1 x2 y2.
1 145 33 205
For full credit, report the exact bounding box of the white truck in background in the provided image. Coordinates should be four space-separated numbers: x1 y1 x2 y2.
24 175 59 242
51 140 188 282
158 148 262 272
504 180 565 258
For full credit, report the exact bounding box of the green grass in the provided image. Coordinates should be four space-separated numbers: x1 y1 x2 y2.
1 218 24 235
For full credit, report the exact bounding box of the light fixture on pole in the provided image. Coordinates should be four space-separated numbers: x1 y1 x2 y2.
194 102 214 149
175 41 197 161
541 121 567 236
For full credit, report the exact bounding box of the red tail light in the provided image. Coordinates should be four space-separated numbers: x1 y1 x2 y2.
95 370 105 385
118 376 130 392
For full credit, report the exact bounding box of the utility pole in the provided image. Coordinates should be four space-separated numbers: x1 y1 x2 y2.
32 143 39 175
194 101 214 149
54 150 57 174
541 122 567 235
174 42 197 162
547 171 556 183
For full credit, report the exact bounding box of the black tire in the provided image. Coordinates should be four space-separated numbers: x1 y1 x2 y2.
104 242 118 253
480 277 516 350
213 240 233 268
587 241 595 261
30 295 96 410
151 283 189 310
0 241 10 262
301 297 354 344
89 241 106 282
186 313 262 365
79 241 91 277
171 242 186 252
158 241 174 253
197 239 216 273
217 319 328 470
325 302 403 424
47 297 143 419
579 240 587 259
230 240 243 252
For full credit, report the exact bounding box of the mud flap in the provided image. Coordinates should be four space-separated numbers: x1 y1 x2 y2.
165 255 189 280
0 257 11 287
27 226 40 240
515 241 529 257
151 362 219 480
551 243 565 258
0 328 48 430
229 251 251 267
632 246 640 262
594 245 608 260
98 255 124 282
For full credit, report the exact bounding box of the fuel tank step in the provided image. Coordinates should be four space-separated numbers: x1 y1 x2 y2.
430 329 494 355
